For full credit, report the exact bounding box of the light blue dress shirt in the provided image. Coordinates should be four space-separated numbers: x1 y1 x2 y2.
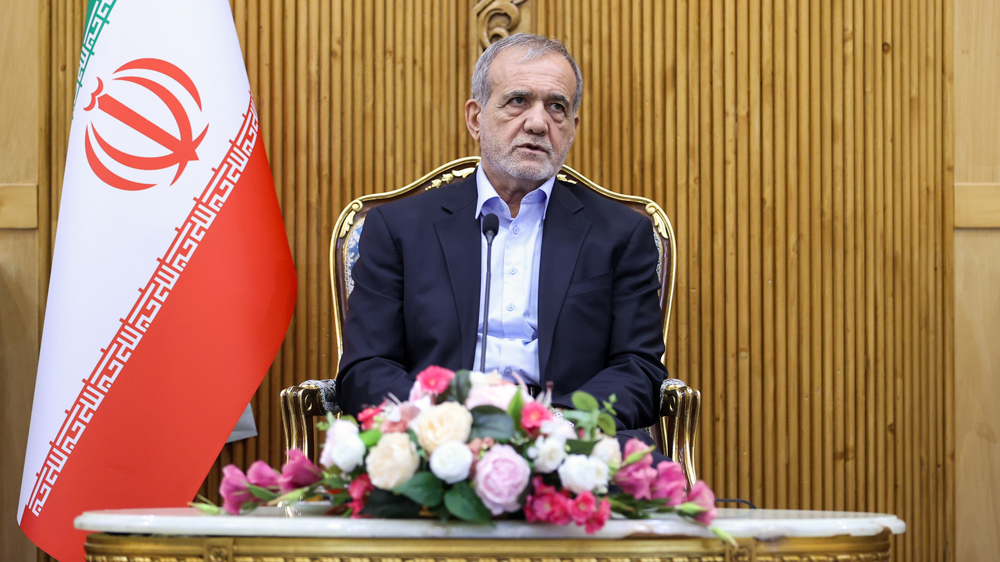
473 165 556 385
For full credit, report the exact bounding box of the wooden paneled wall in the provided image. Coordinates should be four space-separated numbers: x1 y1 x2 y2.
37 1 953 561
532 2 953 558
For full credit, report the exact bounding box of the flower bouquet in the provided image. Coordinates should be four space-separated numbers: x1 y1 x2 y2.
198 366 729 540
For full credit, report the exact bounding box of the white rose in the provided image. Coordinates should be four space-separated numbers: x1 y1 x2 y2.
366 433 420 490
465 384 532 411
590 437 622 469
557 454 610 494
539 417 577 440
527 435 567 473
319 419 367 472
411 402 473 454
468 370 504 389
429 440 474 484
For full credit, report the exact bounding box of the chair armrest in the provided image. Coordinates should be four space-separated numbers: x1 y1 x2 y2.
280 380 340 460
657 378 701 488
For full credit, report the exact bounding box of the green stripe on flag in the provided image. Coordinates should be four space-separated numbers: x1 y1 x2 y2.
75 0 118 106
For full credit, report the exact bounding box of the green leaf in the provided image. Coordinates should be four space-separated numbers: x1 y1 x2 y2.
246 483 279 502
597 413 618 436
507 389 525 431
329 490 351 507
443 481 494 524
563 408 598 439
443 370 472 403
188 501 222 515
602 395 618 416
607 496 645 518
361 488 422 518
359 428 382 447
239 500 260 513
571 391 600 412
275 488 308 503
322 475 347 490
565 438 598 455
428 502 452 521
470 406 515 440
713 526 738 547
394 471 445 507
677 501 708 518
562 409 592 424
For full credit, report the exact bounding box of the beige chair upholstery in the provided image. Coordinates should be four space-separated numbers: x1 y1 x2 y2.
281 157 702 487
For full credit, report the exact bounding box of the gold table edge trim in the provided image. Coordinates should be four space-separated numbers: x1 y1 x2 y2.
85 530 894 562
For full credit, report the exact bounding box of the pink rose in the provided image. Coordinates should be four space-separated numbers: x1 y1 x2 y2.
622 438 655 468
650 461 687 505
585 498 611 534
520 401 554 436
568 490 597 525
473 444 531 515
347 473 374 518
219 465 253 515
279 449 323 492
413 365 455 396
246 460 280 490
524 477 572 525
465 384 530 411
357 406 383 430
685 480 718 525
613 439 657 500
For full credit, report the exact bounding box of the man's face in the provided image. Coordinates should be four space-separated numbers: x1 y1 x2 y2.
465 49 580 191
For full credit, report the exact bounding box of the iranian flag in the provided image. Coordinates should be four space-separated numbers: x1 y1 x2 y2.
17 1 296 560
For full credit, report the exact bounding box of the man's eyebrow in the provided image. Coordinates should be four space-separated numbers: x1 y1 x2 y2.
547 93 571 105
501 89 533 101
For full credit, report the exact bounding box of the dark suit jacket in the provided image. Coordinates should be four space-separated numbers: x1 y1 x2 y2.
337 173 668 432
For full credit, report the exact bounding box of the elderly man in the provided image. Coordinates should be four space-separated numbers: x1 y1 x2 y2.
337 34 667 440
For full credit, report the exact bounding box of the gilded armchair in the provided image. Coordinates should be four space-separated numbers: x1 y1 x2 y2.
280 157 702 487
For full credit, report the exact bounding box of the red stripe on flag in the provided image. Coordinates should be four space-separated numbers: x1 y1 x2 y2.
20 100 295 562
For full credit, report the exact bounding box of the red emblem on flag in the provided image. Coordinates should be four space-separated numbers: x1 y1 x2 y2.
83 58 208 191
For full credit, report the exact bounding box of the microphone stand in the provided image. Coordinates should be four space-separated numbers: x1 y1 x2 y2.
480 214 499 372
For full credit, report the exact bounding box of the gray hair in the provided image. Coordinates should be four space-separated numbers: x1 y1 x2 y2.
471 34 583 113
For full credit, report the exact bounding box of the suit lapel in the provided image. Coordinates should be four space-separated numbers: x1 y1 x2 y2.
538 181 590 378
433 177 481 369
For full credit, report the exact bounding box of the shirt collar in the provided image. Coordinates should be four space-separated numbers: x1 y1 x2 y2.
474 165 556 219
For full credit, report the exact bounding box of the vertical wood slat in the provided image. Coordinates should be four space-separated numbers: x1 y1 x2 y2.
39 2 952 561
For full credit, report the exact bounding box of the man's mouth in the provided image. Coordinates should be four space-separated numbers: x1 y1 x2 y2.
516 143 550 154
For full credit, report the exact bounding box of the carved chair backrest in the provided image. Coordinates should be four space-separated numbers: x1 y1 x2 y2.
329 156 676 371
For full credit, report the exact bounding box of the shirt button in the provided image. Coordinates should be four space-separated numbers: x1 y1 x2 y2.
512 226 520 235
508 266 517 275
504 367 513 376
506 303 515 311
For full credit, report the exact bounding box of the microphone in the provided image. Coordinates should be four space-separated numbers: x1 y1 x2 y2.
480 213 499 372
482 213 499 242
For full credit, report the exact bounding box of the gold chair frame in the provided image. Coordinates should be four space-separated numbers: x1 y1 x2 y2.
281 157 702 487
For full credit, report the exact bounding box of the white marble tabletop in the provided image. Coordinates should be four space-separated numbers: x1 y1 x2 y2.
75 504 905 540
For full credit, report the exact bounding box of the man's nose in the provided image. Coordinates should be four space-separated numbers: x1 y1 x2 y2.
522 103 549 135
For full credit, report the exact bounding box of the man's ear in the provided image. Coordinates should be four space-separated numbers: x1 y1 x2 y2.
464 99 482 142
